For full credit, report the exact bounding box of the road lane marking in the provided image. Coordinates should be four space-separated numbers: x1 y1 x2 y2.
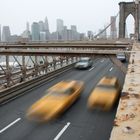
54 122 71 140
100 59 104 62
109 67 113 71
0 118 21 134
89 67 95 71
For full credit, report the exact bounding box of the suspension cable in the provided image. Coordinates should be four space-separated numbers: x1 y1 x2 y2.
94 11 120 38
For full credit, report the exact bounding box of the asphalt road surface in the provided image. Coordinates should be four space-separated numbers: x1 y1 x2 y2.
0 58 126 140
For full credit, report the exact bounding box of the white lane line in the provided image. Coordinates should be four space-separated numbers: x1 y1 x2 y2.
100 59 104 62
89 66 95 71
109 67 113 71
54 122 71 140
0 118 21 134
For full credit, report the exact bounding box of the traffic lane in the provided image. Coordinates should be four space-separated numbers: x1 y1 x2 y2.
0 59 106 133
60 61 126 140
0 57 104 120
106 64 125 88
0 58 116 140
57 59 113 125
84 64 125 140
0 69 87 130
0 118 67 140
0 57 110 139
53 61 119 140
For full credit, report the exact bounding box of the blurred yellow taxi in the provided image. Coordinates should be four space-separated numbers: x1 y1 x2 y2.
26 80 84 122
87 76 120 111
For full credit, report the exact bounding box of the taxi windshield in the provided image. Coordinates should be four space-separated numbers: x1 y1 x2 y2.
45 88 75 96
97 85 115 90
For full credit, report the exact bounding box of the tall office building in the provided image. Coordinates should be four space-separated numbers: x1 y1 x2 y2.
110 16 117 39
71 25 77 40
31 22 40 41
38 21 45 32
2 26 11 42
40 32 46 41
62 26 67 40
67 29 72 40
56 19 64 40
56 19 64 32
44 17 50 40
44 17 49 31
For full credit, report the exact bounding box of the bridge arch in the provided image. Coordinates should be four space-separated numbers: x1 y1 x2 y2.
125 14 135 38
119 2 139 40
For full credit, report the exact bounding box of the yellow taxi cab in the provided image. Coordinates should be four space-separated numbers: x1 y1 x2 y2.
26 80 84 122
87 76 120 111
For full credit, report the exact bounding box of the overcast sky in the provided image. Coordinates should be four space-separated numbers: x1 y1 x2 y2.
0 0 134 35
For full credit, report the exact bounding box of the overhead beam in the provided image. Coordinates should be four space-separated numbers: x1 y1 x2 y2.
0 42 131 49
0 49 130 56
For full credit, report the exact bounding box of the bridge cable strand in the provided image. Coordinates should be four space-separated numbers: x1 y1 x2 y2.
94 11 120 38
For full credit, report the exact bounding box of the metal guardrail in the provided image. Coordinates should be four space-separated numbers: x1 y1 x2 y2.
0 63 75 105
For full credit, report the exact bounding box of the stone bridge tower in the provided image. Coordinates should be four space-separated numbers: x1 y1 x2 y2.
119 1 140 40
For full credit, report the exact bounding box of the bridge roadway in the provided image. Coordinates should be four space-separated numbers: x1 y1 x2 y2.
0 58 125 140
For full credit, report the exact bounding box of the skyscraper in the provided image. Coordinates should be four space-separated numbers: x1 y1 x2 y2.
38 21 45 32
31 22 40 41
110 16 117 39
62 26 67 40
56 19 64 40
56 19 64 32
71 25 77 40
2 26 11 42
44 17 49 32
44 17 50 41
40 32 46 41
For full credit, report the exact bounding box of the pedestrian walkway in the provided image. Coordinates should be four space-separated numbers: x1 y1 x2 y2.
110 43 140 140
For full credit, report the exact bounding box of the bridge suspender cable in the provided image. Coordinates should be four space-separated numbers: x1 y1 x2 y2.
94 11 120 38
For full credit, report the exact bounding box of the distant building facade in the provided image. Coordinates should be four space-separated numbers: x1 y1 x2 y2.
31 22 40 41
0 17 87 42
71 25 78 40
57 19 64 32
38 21 45 32
56 19 64 40
44 17 49 32
2 26 11 42
110 16 117 39
40 32 46 41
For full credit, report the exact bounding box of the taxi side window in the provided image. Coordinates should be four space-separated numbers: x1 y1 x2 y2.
64 87 75 95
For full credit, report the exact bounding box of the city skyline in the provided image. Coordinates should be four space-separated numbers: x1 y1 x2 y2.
0 0 134 35
0 17 85 35
1 17 86 42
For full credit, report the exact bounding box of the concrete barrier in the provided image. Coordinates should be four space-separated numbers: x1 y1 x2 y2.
110 43 140 140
